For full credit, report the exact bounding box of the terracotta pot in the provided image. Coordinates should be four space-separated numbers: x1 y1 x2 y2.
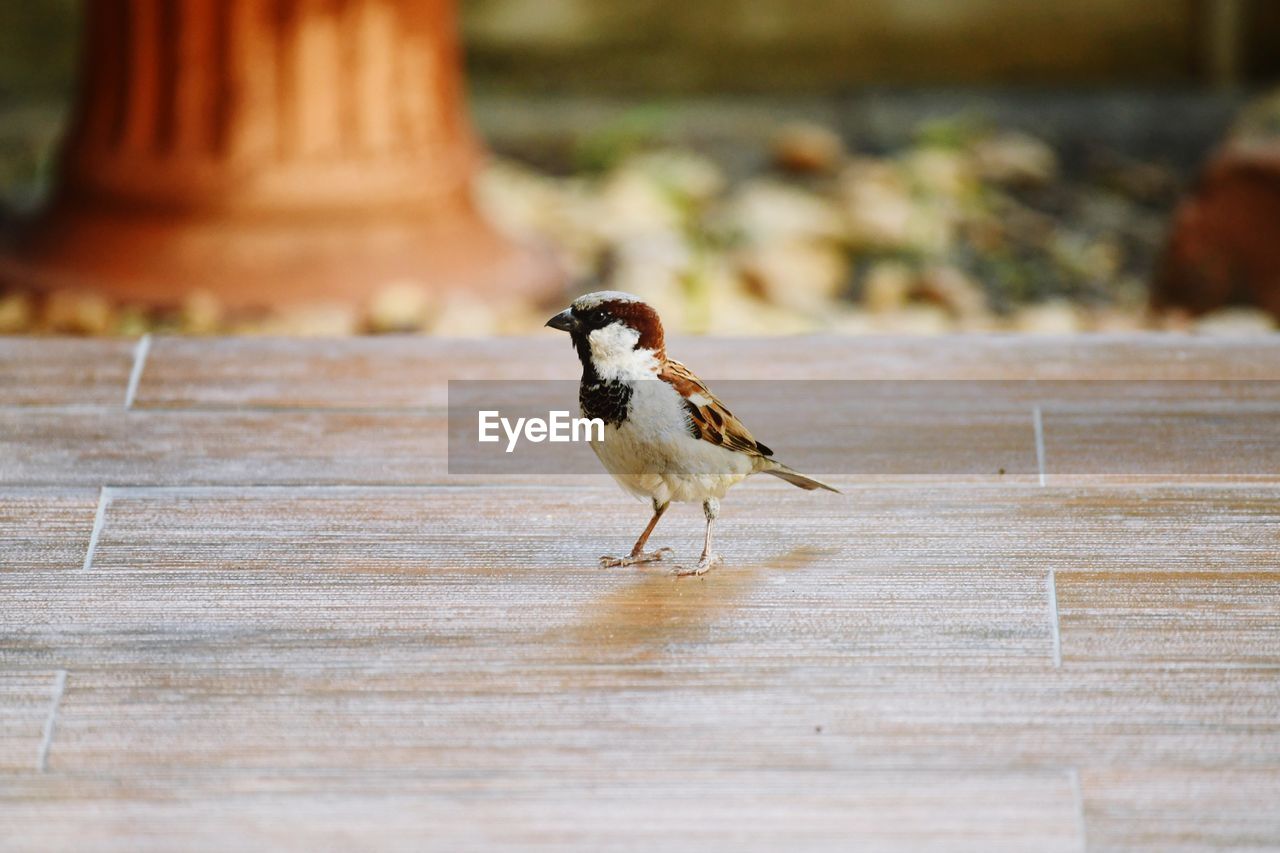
1154 145 1280 320
0 0 560 309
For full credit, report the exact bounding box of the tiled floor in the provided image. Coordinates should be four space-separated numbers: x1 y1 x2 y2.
2 335 1279 851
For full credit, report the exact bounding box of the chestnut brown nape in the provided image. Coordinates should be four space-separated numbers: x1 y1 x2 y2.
599 299 666 355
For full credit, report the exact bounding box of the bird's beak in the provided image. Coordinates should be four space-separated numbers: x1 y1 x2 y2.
545 308 576 332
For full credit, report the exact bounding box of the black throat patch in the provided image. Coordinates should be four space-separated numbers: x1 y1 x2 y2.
579 380 632 427
570 325 634 427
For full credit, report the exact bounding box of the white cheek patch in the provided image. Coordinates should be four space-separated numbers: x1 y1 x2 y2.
588 323 660 380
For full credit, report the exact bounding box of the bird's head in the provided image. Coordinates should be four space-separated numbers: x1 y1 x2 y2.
546 291 665 380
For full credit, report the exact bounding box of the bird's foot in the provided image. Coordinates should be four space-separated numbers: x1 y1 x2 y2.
600 547 674 568
673 553 723 577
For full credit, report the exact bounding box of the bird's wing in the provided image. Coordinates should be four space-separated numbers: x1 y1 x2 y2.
658 359 774 458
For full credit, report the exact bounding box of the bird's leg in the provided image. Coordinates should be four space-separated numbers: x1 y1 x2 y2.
600 500 674 567
675 497 723 576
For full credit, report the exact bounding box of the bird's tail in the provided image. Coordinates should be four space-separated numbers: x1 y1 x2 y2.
763 461 841 493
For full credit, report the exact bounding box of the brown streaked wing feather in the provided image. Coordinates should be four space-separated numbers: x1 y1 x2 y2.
659 360 774 458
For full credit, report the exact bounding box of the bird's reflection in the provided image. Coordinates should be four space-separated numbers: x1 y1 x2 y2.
545 546 832 665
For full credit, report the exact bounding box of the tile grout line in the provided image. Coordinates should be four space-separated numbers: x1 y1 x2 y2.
82 486 111 571
36 669 67 773
1033 405 1046 487
1048 568 1062 668
1068 767 1088 852
1036 404 1061 670
123 333 152 409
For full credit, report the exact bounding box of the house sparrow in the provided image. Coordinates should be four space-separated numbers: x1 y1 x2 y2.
546 291 838 575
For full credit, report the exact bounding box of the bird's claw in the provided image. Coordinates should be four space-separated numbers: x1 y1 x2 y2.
599 547 674 568
673 553 723 577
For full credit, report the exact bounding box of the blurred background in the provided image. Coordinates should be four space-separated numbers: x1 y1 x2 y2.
1 0 1278 335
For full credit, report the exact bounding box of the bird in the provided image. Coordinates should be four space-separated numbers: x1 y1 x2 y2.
545 291 838 575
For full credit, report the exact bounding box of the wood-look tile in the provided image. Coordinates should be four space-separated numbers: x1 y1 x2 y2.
0 770 1081 852
1081 768 1280 852
11 336 1280 850
75 482 1280 576
136 337 576 409
0 406 1036 485
135 336 1280 410
13 401 1280 487
0 410 446 486
31 664 1280 774
3 485 1053 669
986 486 1280 572
1058 573 1280 665
1042 407 1280 483
0 671 60 772
1 568 1052 670
448 379 1039 480
9 483 1280 666
0 338 137 406
0 490 101 571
